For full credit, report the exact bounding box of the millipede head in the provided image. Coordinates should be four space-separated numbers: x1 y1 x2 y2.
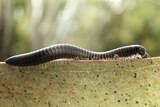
136 45 146 57
135 45 151 59
142 52 148 58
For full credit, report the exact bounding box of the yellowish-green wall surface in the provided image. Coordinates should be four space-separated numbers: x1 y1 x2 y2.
0 57 160 107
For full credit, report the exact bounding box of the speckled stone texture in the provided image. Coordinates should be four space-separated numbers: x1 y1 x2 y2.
0 57 159 107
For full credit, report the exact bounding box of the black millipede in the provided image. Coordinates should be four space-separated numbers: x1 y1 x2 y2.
5 44 150 66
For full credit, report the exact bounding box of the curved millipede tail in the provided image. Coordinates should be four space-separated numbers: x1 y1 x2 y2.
5 44 149 66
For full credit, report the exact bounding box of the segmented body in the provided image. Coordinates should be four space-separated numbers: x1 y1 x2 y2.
5 44 148 66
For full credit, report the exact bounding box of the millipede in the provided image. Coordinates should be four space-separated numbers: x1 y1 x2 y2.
5 44 150 66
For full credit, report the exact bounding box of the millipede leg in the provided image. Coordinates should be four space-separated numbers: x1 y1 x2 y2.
113 54 119 60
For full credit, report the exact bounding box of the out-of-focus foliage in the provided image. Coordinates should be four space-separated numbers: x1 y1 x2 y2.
0 0 160 60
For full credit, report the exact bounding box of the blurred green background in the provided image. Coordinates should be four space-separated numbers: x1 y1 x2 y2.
0 0 160 61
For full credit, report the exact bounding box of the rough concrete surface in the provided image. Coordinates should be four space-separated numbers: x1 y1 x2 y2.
0 57 160 107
